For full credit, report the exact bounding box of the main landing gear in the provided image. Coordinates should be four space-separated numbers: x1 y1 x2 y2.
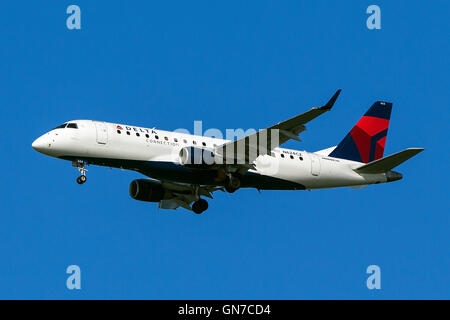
191 186 208 214
225 174 241 193
192 199 208 214
215 169 241 194
73 160 88 185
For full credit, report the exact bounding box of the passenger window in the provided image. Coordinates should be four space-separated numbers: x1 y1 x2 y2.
202 142 206 147
145 134 149 138
155 135 159 139
299 156 303 161
193 141 197 145
174 138 178 142
136 133 140 137
67 123 78 129
126 131 130 135
117 130 121 134
183 139 187 143
290 155 294 159
281 154 285 158
164 137 168 141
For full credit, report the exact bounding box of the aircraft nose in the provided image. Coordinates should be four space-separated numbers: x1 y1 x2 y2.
32 135 50 153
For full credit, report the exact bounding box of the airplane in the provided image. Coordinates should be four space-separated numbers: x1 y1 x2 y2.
32 90 423 214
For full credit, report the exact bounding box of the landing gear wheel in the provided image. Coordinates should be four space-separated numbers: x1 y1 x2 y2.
76 175 87 185
73 160 88 185
225 175 241 193
192 199 208 214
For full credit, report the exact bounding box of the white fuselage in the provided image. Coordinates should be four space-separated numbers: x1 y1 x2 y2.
32 120 390 190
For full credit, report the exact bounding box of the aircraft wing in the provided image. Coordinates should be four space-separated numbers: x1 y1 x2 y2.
215 89 341 165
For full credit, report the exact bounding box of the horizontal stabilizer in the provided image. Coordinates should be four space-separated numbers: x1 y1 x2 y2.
355 148 424 174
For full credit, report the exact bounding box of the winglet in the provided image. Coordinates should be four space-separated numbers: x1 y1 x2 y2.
321 89 342 111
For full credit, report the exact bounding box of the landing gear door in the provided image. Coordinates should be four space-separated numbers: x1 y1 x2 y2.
310 153 321 176
95 122 108 144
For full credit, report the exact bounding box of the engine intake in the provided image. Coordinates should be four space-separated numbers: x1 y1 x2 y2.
179 146 217 167
129 179 164 202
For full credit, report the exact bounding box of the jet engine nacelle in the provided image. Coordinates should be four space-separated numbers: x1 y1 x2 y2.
129 179 164 202
179 146 217 167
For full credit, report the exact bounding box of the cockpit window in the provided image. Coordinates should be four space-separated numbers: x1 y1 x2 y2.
67 123 78 129
52 123 67 130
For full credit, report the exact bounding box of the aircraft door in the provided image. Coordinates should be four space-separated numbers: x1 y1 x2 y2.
95 122 108 144
310 153 321 176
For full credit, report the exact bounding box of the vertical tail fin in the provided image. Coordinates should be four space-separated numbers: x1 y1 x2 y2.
328 101 393 163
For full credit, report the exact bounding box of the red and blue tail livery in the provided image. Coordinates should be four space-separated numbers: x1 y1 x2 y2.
329 101 392 163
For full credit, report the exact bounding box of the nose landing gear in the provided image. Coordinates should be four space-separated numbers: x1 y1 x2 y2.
76 175 87 185
73 160 88 185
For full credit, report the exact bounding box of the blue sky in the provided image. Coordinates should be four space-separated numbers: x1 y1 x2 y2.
0 1 449 299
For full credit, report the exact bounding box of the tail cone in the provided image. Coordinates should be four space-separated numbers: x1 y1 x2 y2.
386 171 403 182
